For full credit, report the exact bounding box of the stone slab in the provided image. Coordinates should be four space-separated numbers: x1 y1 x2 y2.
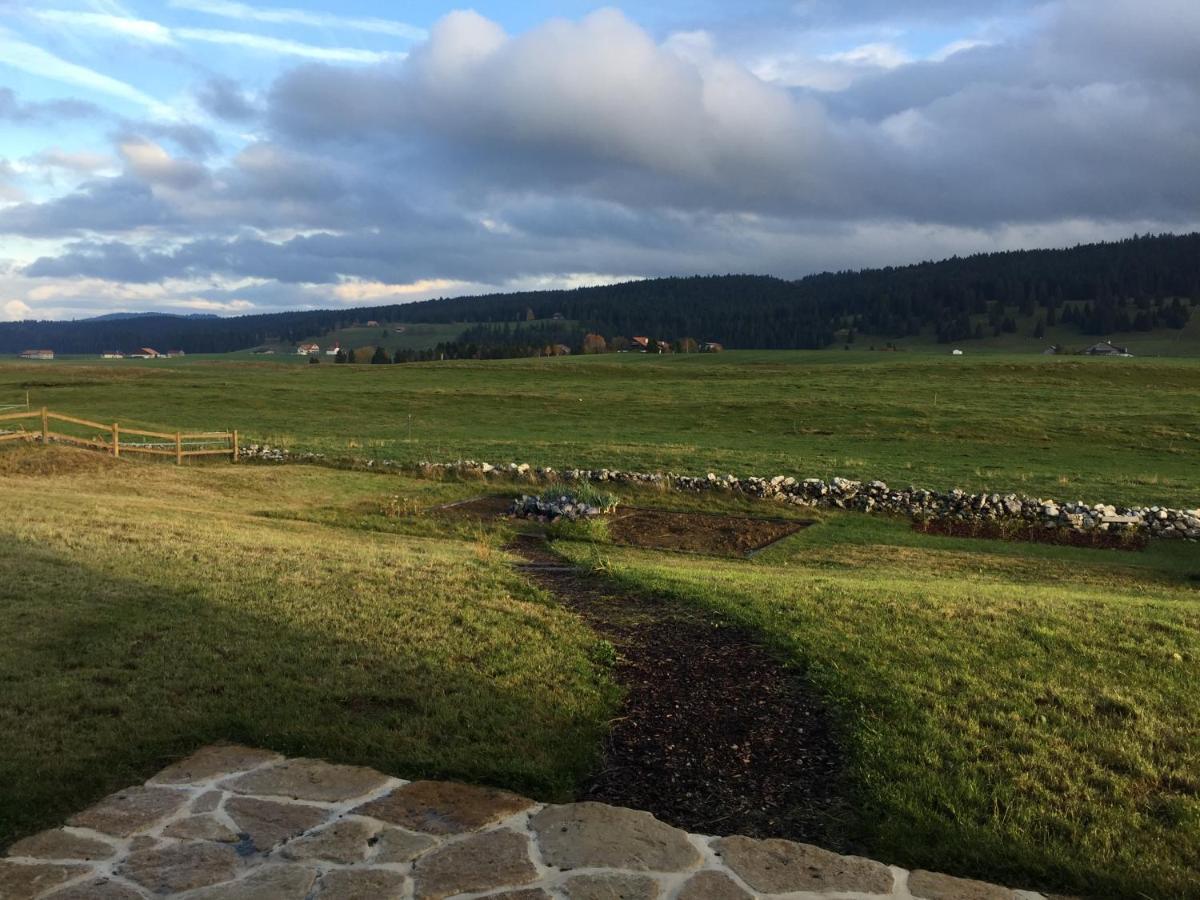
372 826 439 864
118 843 241 894
221 759 389 803
676 870 753 899
6 829 115 862
412 829 538 899
151 745 282 785
909 869 1019 900
162 815 240 843
353 780 535 835
279 819 376 864
531 803 700 873
562 872 661 899
42 877 147 900
313 868 408 900
0 860 89 900
185 865 319 899
714 835 894 895
224 797 329 852
67 787 190 837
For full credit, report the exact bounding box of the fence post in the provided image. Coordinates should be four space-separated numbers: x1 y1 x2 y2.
232 430 239 463
175 432 183 465
112 422 120 458
41 407 48 444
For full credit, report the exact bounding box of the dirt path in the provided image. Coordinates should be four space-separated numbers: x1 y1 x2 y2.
509 534 853 849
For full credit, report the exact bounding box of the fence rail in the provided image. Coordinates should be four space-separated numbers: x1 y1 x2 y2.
0 408 238 464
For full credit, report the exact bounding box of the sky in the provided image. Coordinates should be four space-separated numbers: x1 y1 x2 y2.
1 1 1198 320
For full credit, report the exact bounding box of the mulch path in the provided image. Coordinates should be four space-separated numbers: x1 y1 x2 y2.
510 535 852 849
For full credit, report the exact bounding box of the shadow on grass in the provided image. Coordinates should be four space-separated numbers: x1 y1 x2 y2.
0 534 611 846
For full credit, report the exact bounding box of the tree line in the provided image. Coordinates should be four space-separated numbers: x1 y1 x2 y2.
3 233 1197 355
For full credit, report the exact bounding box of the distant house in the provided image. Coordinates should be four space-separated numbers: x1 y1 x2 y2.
325 344 341 356
951 349 964 356
129 347 160 359
551 312 565 320
1082 340 1132 357
1042 345 1061 355
365 320 380 327
630 336 651 351
101 351 124 359
19 349 54 360
296 343 320 355
166 349 185 358
701 342 724 353
655 340 673 354
553 343 572 356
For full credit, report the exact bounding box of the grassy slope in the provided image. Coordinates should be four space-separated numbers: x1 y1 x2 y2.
555 506 1200 899
295 321 470 354
0 449 616 845
1 351 1198 506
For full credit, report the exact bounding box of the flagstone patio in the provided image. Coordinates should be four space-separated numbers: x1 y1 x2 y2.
1 745 1054 899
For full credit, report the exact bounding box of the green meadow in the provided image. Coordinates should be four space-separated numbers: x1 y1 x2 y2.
1 351 1198 898
2 350 1198 506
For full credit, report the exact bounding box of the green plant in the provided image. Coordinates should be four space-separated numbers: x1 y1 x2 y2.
545 517 610 543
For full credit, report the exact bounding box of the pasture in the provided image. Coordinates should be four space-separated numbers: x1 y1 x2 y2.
1 351 1198 897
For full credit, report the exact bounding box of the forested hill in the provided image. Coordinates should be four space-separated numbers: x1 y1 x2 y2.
2 233 1198 354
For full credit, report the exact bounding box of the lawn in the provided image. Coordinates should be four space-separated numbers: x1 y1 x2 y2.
0 447 616 846
554 507 1200 898
1 350 1198 507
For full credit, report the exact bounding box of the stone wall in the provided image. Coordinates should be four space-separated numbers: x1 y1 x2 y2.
237 445 1200 541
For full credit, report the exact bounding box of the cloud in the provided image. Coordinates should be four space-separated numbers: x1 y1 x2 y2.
195 76 258 121
0 87 101 122
32 10 175 45
3 299 33 320
31 148 115 174
168 0 426 41
175 27 392 63
0 31 170 115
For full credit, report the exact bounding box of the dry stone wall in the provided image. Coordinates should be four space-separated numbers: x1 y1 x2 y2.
238 444 1200 541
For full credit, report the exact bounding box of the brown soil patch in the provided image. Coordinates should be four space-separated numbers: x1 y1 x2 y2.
915 518 1148 551
609 507 811 557
510 535 851 850
438 496 812 558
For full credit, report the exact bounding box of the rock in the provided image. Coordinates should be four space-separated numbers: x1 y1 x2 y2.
67 786 190 837
280 819 376 864
41 876 146 899
908 869 1018 900
478 891 552 900
118 843 241 894
313 868 407 900
713 835 893 895
562 872 660 899
162 815 240 843
151 745 282 785
185 865 319 899
676 870 753 899
221 758 390 803
530 803 700 873
224 797 329 852
0 861 88 899
371 826 439 863
6 829 115 861
192 791 224 814
353 780 534 835
411 829 537 900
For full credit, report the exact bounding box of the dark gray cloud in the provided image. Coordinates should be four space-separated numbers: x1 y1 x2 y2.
195 76 259 122
0 86 101 122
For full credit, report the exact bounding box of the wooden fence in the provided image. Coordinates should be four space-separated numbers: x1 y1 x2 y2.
0 408 238 463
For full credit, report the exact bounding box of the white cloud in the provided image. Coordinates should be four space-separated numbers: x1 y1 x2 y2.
176 27 393 64
168 0 427 41
33 10 175 45
0 30 170 115
821 41 911 68
3 299 33 320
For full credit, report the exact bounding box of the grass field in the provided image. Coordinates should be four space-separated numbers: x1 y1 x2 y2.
1 351 1197 506
1 352 1198 898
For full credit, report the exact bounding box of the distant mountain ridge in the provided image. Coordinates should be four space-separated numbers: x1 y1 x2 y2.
2 233 1197 355
81 312 220 322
